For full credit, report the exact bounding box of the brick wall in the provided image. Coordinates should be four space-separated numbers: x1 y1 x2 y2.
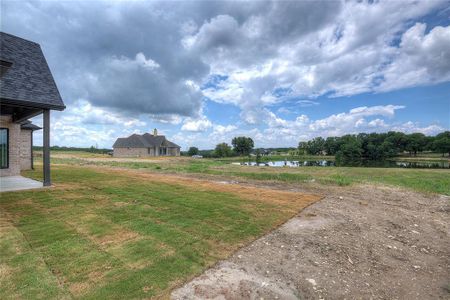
0 115 21 176
167 147 180 156
20 130 32 170
113 147 180 157
113 147 154 157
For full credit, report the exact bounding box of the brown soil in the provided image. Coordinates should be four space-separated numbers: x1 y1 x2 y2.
172 184 450 300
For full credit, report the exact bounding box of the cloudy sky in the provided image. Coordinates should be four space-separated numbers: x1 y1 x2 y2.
3 0 450 149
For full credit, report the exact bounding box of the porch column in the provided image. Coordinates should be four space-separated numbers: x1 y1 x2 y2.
31 130 34 170
43 109 51 186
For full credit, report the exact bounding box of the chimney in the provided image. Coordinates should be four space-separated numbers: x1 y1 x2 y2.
153 128 158 136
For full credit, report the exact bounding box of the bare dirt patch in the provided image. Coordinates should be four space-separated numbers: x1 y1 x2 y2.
172 185 450 300
96 229 140 246
51 152 189 164
0 264 14 281
69 281 90 296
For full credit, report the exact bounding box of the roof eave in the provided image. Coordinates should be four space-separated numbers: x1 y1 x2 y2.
0 97 66 111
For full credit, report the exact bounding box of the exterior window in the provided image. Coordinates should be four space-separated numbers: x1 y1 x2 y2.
0 128 8 169
159 147 167 155
148 148 151 154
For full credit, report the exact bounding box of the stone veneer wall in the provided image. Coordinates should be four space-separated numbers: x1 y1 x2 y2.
20 130 32 170
0 115 21 176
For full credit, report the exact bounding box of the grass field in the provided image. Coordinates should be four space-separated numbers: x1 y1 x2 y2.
2 151 448 298
48 153 450 195
0 165 318 299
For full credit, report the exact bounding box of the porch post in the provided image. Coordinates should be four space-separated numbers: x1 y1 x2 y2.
43 109 51 186
31 131 34 170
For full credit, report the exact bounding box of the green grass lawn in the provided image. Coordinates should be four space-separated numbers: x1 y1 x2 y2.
49 154 450 195
0 165 316 299
211 165 450 195
3 152 448 299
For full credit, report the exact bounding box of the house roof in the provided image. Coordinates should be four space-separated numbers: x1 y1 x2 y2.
0 32 65 110
20 120 41 131
113 133 180 148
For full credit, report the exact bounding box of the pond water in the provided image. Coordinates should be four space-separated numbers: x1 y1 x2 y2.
233 160 335 167
232 160 450 169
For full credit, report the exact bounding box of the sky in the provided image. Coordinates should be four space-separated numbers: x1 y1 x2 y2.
2 0 450 150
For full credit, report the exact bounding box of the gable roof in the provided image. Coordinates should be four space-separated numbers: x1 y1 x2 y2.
113 133 180 148
20 120 41 131
0 32 65 110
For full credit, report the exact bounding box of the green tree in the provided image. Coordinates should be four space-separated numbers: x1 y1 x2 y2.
231 137 254 156
405 133 427 156
432 131 450 157
187 147 199 156
215 143 232 157
297 141 307 155
384 131 407 154
305 137 325 155
359 133 389 160
324 137 339 155
255 149 262 164
335 138 363 166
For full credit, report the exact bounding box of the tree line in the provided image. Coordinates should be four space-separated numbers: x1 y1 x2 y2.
185 131 449 162
33 145 112 154
298 131 450 164
186 136 255 158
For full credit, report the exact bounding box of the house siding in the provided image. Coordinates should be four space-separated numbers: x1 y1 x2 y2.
20 130 32 170
0 116 21 177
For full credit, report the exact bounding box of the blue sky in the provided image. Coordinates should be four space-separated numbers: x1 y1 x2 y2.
2 0 450 149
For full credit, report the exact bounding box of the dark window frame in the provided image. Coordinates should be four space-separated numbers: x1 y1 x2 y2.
0 128 9 169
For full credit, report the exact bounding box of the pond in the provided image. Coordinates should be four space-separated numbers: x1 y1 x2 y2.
232 160 450 169
233 160 335 167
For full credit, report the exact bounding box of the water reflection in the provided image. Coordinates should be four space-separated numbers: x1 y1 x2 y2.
232 160 335 167
232 160 449 169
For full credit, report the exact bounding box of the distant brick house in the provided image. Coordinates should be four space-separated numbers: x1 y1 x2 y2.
19 121 41 170
112 129 180 157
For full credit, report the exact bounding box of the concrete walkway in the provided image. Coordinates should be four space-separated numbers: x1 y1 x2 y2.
0 176 43 192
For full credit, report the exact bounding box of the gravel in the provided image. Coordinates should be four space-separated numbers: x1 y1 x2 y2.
172 184 450 300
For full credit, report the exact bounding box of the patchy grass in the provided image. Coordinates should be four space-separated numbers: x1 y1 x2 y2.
1 165 318 299
47 154 450 195
394 152 449 160
208 165 450 194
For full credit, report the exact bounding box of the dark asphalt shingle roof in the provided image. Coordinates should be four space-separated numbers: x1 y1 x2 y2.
20 120 41 131
0 32 65 110
113 133 180 148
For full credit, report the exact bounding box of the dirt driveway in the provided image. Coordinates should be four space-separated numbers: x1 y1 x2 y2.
172 184 450 299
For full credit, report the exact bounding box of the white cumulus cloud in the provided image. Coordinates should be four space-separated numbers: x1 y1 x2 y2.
181 117 213 132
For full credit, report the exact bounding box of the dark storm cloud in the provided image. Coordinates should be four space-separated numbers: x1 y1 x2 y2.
3 0 447 123
184 1 342 68
1 0 343 118
2 0 209 117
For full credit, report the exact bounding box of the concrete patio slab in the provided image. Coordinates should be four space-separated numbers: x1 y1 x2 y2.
0 176 43 192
